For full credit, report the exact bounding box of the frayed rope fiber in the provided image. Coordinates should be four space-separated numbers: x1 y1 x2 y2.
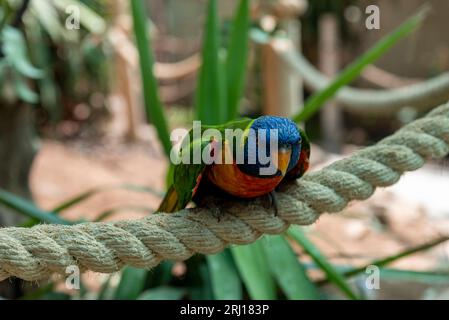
1 102 449 281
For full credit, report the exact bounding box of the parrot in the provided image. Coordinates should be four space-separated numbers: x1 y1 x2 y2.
158 115 310 213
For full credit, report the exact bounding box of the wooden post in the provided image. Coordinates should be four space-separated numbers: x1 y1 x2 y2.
262 41 293 117
319 14 343 153
261 0 306 117
108 0 143 140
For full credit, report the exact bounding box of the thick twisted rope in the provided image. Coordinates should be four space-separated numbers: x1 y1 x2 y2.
1 103 449 281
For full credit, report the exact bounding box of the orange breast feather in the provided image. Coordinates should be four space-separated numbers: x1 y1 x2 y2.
206 142 282 198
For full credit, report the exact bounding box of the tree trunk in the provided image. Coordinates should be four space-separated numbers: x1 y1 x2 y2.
0 103 39 298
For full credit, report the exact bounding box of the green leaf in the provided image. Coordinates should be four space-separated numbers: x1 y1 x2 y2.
114 267 147 300
51 184 163 214
0 1 12 30
165 163 175 189
2 27 43 79
30 0 63 42
52 188 102 214
138 286 186 300
97 275 114 300
218 48 227 121
195 0 225 124
225 0 250 121
30 25 61 121
189 262 214 299
39 292 72 300
13 72 39 103
53 0 106 34
262 235 320 300
339 236 449 280
146 261 174 288
287 227 359 300
379 268 449 284
0 188 72 225
20 184 162 227
306 262 449 286
20 283 55 300
130 0 172 157
292 5 431 123
207 250 242 300
231 240 276 300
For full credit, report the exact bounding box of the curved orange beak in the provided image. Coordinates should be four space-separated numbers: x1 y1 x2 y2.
276 147 291 176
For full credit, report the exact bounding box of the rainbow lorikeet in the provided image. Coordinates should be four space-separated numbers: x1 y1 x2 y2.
158 116 310 213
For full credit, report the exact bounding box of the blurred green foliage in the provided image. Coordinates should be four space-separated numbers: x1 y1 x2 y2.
294 5 430 122
0 0 446 301
0 0 110 126
131 0 172 156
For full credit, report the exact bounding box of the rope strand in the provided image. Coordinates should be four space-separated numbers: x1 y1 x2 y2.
1 102 449 281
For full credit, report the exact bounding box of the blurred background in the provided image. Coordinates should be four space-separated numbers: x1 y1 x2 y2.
1 0 449 300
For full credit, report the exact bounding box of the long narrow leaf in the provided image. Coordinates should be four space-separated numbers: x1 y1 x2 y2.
379 268 449 284
189 262 214 299
97 275 114 300
2 27 43 79
225 0 250 121
0 189 72 225
195 0 225 124
20 283 55 300
131 0 172 157
325 236 449 282
293 5 430 123
30 0 63 42
29 24 61 121
262 235 320 300
20 184 162 227
114 267 147 300
231 240 276 300
305 262 449 286
146 261 174 288
53 0 106 34
51 184 163 213
207 250 242 300
287 227 359 300
13 71 39 103
52 188 104 213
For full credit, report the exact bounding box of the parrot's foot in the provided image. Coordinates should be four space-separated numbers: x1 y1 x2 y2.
263 191 279 216
204 200 224 222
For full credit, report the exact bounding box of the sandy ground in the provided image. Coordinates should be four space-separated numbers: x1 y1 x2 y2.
30 138 167 222
29 137 449 299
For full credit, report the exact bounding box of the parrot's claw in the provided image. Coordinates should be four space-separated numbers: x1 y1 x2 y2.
264 191 279 216
205 200 224 222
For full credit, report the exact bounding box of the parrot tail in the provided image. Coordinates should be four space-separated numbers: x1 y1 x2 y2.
157 185 179 213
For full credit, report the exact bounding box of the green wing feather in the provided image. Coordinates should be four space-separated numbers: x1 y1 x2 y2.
158 118 254 212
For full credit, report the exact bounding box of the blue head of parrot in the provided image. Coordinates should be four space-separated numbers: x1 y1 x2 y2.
238 116 302 178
